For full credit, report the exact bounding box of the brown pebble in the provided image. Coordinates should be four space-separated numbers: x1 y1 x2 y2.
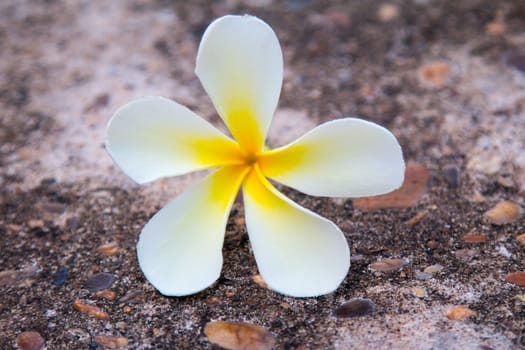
94 335 129 349
204 321 276 350
445 305 476 320
206 296 222 307
516 234 525 246
462 234 487 243
0 266 38 287
354 163 429 210
97 242 119 256
442 164 461 187
94 290 117 301
27 219 44 229
252 274 268 289
6 224 23 234
122 306 132 313
16 331 45 350
84 272 115 292
505 272 525 287
370 258 409 272
405 210 428 227
73 299 109 320
418 61 450 87
333 298 375 318
426 240 439 249
484 201 521 225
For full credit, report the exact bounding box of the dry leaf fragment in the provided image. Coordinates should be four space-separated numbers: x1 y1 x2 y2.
0 266 38 287
462 234 487 243
354 163 429 210
505 272 525 287
484 201 521 225
73 299 109 320
412 287 426 298
98 242 119 256
204 321 275 350
445 305 476 320
16 331 45 350
370 258 409 272
94 335 129 349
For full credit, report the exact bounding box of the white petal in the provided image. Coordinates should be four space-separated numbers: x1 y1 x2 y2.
137 165 249 296
242 166 350 297
259 118 405 197
195 15 283 153
106 96 243 184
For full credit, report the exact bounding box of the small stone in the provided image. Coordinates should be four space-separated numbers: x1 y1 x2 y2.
16 331 45 350
505 272 525 287
414 271 433 280
455 249 477 260
252 274 268 289
424 264 444 274
333 298 375 318
378 3 399 22
484 201 521 225
94 335 129 349
516 234 525 246
84 272 115 292
485 19 506 35
497 246 512 258
52 266 68 286
94 290 117 301
418 62 450 87
515 294 525 303
73 299 109 320
426 240 439 249
445 305 476 320
370 258 409 272
27 219 44 229
412 287 426 298
0 266 38 287
206 296 222 307
442 164 460 187
354 163 429 210
462 235 487 243
97 242 119 256
119 289 145 304
122 306 132 314
204 321 276 350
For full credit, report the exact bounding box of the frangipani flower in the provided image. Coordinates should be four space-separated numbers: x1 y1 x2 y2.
105 15 404 297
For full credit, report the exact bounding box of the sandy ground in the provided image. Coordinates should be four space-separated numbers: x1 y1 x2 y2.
1 0 524 349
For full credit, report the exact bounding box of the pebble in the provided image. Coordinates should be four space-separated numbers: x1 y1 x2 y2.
252 274 268 289
462 235 487 243
52 266 68 286
516 234 525 246
16 331 45 350
97 242 119 256
455 249 477 260
445 305 476 320
412 287 426 298
484 201 521 225
417 62 450 87
333 298 375 318
414 271 433 280
27 219 44 229
442 164 460 187
378 3 399 22
424 264 444 274
204 321 276 350
353 163 429 210
84 272 115 292
505 272 525 287
73 299 109 320
426 240 439 249
370 258 409 272
94 335 129 349
0 266 38 287
119 289 145 304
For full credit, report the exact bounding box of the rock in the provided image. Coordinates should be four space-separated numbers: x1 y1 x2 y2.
484 201 521 225
119 289 145 304
418 62 450 87
370 258 409 272
423 264 444 274
94 335 129 349
516 234 525 246
445 305 476 320
505 272 525 287
27 219 44 229
84 272 115 292
16 331 45 350
0 266 38 287
353 163 429 210
442 164 460 187
412 287 426 298
204 321 276 350
73 299 109 320
455 249 477 260
94 290 117 301
414 271 433 280
52 266 68 286
333 298 375 318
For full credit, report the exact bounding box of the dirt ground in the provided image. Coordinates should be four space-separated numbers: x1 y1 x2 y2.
1 0 524 349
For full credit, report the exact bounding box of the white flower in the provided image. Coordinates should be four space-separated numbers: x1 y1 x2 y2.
105 15 404 297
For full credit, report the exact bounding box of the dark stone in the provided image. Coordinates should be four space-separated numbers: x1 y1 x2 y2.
84 272 115 292
333 298 375 318
52 266 68 286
